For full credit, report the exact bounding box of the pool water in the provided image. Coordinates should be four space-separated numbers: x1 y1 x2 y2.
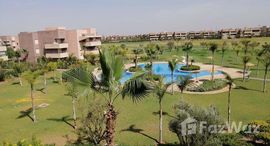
120 63 222 83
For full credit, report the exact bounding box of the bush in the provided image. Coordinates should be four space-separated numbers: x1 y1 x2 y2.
0 70 5 81
128 66 143 72
187 79 227 92
180 65 200 71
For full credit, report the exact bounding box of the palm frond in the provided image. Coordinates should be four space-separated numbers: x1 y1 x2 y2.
122 73 153 103
176 75 192 91
62 67 93 86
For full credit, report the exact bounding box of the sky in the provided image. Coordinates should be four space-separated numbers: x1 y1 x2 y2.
0 0 270 36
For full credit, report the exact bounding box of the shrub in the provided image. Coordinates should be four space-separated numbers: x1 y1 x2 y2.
180 65 200 71
127 66 143 72
0 70 5 81
187 79 227 92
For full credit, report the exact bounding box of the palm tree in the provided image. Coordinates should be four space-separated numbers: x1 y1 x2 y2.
221 41 228 66
145 43 157 66
182 42 193 67
63 49 152 146
176 76 192 100
153 78 170 144
241 40 252 55
132 48 143 68
242 55 252 82
66 82 79 129
167 41 175 52
208 43 218 81
47 62 57 81
168 58 178 94
260 43 270 92
255 49 264 77
222 72 234 127
231 41 240 62
22 70 41 122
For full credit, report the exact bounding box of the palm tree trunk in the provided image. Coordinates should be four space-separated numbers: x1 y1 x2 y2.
227 86 232 127
31 84 36 122
135 54 138 68
186 52 189 67
44 73 47 94
171 73 174 94
72 98 77 129
211 52 215 81
181 90 184 101
243 65 246 82
221 53 224 66
263 66 268 92
159 100 163 144
105 103 117 146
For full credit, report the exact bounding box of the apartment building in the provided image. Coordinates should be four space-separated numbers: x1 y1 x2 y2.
0 35 20 50
149 33 159 41
220 29 240 39
203 31 219 39
0 44 8 61
174 32 187 39
241 27 261 38
18 27 101 63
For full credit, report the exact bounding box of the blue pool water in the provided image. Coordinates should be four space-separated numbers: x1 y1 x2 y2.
120 63 222 83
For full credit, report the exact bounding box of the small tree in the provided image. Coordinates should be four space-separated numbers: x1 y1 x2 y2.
221 41 228 66
22 70 41 122
260 43 270 92
231 41 240 62
167 41 175 52
38 57 49 93
242 55 252 82
168 58 178 94
208 43 218 81
66 82 79 129
182 42 193 67
132 48 143 68
13 63 27 86
176 76 192 100
47 62 58 81
241 40 252 55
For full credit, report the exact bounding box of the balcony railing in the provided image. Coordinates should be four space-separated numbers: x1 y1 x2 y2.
45 52 68 58
84 41 101 47
0 46 7 52
44 43 68 49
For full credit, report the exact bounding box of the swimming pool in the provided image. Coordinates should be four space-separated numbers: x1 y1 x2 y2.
120 63 222 83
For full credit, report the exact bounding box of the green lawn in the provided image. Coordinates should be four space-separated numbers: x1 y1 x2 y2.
0 73 269 145
1 37 270 145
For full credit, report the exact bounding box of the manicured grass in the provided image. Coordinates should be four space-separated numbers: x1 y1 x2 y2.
0 73 269 145
1 38 270 145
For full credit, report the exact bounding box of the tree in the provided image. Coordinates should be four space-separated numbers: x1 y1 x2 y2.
66 82 79 129
222 71 234 127
182 42 193 67
37 57 49 93
167 41 175 52
15 50 22 64
47 62 58 81
208 43 218 81
168 58 178 94
221 41 228 66
200 41 207 49
132 48 143 68
63 49 152 146
241 40 252 55
84 53 98 65
176 76 192 100
13 63 27 86
260 44 270 92
169 101 223 146
242 55 252 82
145 43 157 73
153 78 170 144
6 47 16 59
231 41 240 62
22 70 41 122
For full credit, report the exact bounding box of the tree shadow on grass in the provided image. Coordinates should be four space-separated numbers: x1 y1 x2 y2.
47 116 75 129
120 124 159 143
17 108 34 122
234 85 261 92
152 110 178 120
36 87 45 94
11 81 20 85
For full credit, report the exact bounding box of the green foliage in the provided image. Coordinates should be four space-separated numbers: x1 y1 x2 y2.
6 47 16 59
169 101 224 146
2 136 55 146
180 65 200 71
84 53 98 65
47 62 57 71
127 66 143 72
0 69 5 81
188 79 227 92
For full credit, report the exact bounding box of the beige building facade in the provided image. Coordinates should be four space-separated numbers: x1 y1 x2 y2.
18 27 101 62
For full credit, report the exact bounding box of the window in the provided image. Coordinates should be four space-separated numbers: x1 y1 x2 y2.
34 40 39 45
35 49 40 54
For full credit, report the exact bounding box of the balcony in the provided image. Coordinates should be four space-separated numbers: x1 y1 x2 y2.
84 41 101 47
44 43 68 49
45 52 68 58
0 46 6 52
0 55 8 61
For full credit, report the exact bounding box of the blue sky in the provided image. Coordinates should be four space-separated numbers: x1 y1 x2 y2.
0 0 269 35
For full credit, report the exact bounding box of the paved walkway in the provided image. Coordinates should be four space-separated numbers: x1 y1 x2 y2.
249 77 270 82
